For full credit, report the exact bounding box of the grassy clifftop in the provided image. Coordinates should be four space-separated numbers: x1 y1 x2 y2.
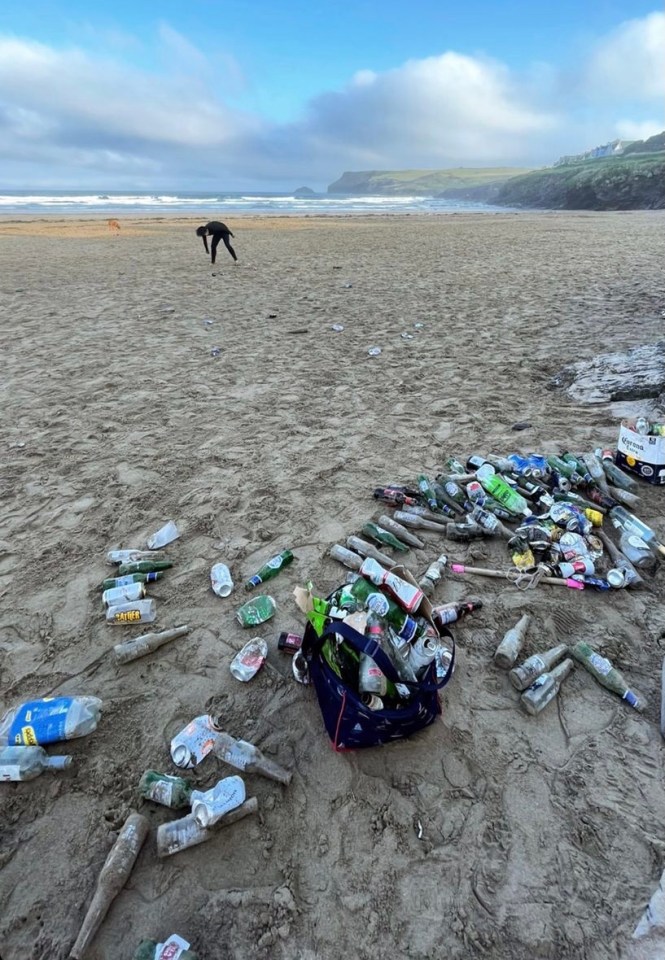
495 153 665 210
327 168 529 195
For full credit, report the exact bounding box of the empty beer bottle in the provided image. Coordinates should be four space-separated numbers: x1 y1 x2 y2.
520 659 574 715
494 614 531 669
348 577 419 642
444 457 467 476
571 641 645 711
101 572 164 591
510 643 569 691
138 770 193 809
431 599 482 628
373 487 419 507
117 560 173 575
361 522 409 553
244 550 294 590
417 475 439 511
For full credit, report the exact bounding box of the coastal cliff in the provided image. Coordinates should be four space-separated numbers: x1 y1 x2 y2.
494 152 665 210
327 168 529 196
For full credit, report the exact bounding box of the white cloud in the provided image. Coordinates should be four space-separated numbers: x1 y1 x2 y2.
584 11 665 100
0 12 662 189
615 119 664 141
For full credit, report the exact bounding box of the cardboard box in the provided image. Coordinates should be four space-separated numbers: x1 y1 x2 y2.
616 421 665 485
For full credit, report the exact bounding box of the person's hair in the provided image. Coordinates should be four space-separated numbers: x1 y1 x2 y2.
195 225 207 236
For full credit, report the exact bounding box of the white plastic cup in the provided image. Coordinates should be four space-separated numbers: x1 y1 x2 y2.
146 520 179 550
211 563 234 597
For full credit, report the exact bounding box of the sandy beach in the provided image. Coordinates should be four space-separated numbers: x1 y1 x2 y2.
2 210 665 960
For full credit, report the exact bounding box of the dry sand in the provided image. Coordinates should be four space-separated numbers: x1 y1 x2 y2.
1 211 665 960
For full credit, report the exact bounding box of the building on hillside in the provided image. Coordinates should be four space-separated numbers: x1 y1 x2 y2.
554 139 635 167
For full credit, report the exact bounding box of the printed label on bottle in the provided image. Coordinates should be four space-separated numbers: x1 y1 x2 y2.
588 652 612 676
365 592 390 616
266 555 283 570
149 780 174 806
226 747 249 769
157 935 190 960
623 690 638 708
0 765 21 781
114 609 141 622
7 697 73 745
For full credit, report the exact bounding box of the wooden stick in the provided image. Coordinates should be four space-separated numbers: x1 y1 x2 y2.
114 625 191 664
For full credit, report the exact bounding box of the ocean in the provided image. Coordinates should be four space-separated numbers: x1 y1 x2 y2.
0 190 509 216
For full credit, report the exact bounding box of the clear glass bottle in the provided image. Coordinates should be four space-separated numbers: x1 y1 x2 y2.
520 659 574 715
0 745 72 781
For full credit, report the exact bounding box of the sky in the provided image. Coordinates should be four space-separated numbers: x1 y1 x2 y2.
0 1 663 191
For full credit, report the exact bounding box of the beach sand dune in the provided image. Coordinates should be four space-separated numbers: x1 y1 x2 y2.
1 212 665 960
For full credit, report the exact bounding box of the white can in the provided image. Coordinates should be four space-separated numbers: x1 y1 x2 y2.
211 562 234 597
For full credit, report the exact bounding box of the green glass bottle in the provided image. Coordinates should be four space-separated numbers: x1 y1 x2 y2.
347 577 420 642
117 560 173 575
361 522 409 553
244 550 294 590
444 457 466 475
417 474 438 510
101 572 164 591
571 641 646 711
138 770 192 809
133 940 198 960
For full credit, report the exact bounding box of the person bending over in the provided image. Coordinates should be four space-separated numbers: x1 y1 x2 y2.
195 221 238 265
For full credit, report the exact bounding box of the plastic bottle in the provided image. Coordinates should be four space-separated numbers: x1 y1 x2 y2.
361 522 410 552
138 770 193 809
345 536 395 568
133 936 199 960
494 614 531 669
102 582 146 607
509 644 569 691
106 598 157 625
431 600 482 628
477 469 532 517
0 745 72 781
610 507 665 558
210 563 234 597
418 555 448 597
244 550 294 590
358 652 388 695
571 641 646 711
0 696 102 746
230 638 268 681
190 775 246 827
520 659 574 715
212 732 292 785
236 595 276 627
117 560 173 575
70 812 150 959
156 799 258 858
417 474 439 510
359 557 424 613
101 572 163 591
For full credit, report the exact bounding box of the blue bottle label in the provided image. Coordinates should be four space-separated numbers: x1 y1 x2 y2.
7 697 74 745
623 690 638 708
